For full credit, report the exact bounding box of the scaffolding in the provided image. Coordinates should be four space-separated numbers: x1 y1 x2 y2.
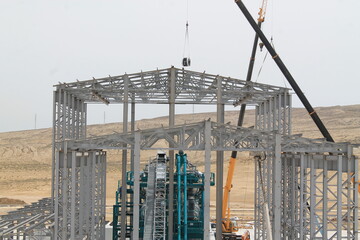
0 66 357 239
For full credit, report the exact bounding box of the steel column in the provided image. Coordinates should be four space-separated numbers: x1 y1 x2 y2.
168 67 176 240
120 74 129 240
353 155 359 240
323 157 328 240
216 75 224 240
204 121 211 240
272 134 281 239
70 151 76 239
132 132 141 240
337 155 342 239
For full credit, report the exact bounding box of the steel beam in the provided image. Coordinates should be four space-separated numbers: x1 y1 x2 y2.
272 134 281 239
216 76 224 240
132 132 141 240
168 67 176 240
120 74 129 240
204 121 212 240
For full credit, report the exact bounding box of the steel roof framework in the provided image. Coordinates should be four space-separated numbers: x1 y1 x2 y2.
54 67 289 105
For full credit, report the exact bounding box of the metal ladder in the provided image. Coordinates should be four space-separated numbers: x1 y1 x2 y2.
143 163 156 240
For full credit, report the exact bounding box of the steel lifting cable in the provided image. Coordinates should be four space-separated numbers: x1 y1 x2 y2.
182 22 191 67
255 37 273 82
182 0 191 67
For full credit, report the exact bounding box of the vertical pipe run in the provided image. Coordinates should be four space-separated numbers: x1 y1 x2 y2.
176 154 181 240
183 153 188 240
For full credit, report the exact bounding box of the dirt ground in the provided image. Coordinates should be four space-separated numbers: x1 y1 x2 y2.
0 105 359 219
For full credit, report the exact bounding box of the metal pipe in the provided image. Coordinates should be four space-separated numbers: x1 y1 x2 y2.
176 154 182 240
183 153 188 240
235 0 334 142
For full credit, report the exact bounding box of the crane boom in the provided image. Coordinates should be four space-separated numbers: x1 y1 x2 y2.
221 0 269 237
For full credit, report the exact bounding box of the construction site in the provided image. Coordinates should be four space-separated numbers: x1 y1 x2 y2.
0 1 359 240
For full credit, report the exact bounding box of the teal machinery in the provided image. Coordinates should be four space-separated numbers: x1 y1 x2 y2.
113 151 215 239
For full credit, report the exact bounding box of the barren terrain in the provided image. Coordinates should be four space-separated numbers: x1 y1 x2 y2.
0 105 359 219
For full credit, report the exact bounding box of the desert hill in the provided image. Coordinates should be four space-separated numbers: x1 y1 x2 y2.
0 105 359 218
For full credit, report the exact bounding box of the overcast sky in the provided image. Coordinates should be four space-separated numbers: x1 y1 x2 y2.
0 0 359 133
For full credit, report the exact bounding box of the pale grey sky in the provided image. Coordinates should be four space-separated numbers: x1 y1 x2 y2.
0 0 359 132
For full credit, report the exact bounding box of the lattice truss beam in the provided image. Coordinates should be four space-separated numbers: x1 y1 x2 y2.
54 67 290 105
66 120 351 154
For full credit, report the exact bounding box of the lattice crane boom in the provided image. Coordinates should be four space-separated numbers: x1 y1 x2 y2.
220 0 270 239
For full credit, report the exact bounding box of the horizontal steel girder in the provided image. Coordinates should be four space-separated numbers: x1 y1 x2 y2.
65 120 352 154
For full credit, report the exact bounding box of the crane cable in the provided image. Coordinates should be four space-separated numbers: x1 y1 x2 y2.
183 22 190 59
255 0 288 88
255 37 273 83
182 0 191 67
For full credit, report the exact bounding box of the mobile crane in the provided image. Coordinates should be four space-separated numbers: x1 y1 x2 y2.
223 0 337 239
220 1 268 239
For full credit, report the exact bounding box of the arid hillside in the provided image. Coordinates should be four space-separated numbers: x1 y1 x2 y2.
0 105 359 218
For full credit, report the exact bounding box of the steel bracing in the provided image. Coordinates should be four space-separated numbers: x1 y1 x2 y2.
1 67 357 239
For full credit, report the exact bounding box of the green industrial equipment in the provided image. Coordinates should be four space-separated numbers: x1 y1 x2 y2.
112 151 215 239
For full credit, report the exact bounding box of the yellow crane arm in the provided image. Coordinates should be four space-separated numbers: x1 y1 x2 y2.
221 0 269 236
222 156 237 231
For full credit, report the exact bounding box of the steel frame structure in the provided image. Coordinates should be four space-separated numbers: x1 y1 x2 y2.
52 66 292 240
0 198 53 240
1 67 357 240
